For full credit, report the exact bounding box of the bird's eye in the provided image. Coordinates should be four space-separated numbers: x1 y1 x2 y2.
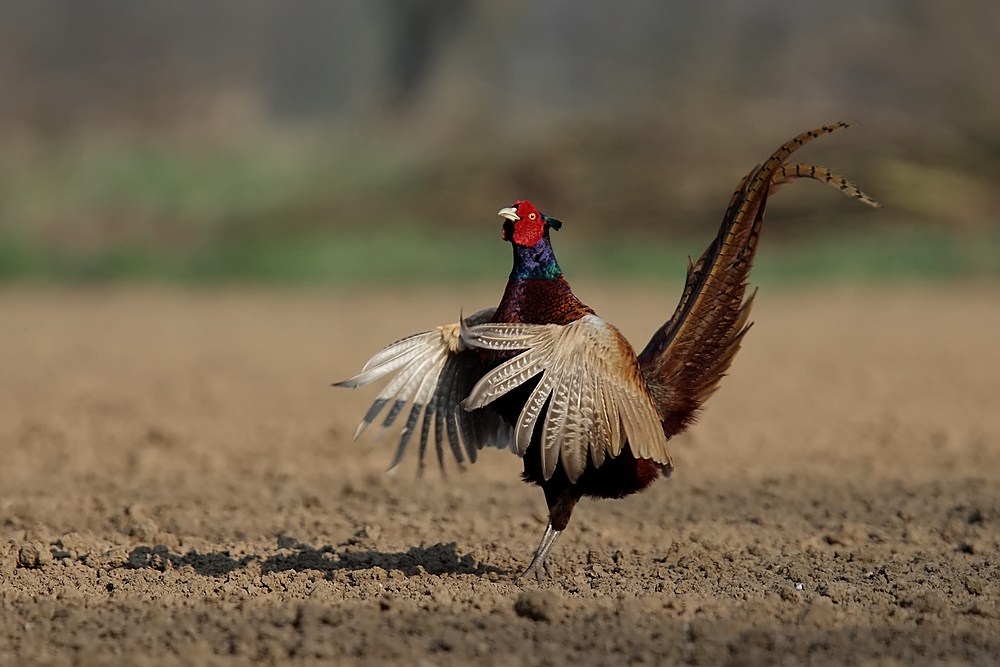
528 213 537 220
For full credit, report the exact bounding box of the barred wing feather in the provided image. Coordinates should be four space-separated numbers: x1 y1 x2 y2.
461 314 671 483
334 308 512 473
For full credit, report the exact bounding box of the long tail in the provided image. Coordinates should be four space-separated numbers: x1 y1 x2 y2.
637 122 878 437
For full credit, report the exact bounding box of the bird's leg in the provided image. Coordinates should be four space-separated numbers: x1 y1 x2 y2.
522 520 561 581
521 488 580 581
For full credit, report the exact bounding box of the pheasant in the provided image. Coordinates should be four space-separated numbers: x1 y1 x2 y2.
335 122 878 579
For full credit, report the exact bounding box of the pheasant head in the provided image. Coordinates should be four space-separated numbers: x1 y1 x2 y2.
498 200 562 248
498 200 564 280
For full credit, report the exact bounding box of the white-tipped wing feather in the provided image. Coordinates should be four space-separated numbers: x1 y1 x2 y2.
334 308 513 473
462 314 671 483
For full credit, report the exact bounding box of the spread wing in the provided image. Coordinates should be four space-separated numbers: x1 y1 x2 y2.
461 314 671 484
334 307 513 474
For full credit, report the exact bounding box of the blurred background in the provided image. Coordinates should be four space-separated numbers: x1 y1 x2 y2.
1 0 998 286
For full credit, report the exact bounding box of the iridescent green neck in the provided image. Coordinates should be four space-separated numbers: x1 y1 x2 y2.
510 234 562 280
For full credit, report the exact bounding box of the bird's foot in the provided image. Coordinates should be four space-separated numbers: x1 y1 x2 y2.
520 556 553 583
519 520 561 582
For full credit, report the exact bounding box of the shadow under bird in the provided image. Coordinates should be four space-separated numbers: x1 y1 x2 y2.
335 122 879 580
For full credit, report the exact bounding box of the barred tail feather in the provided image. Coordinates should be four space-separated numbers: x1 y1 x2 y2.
638 122 876 437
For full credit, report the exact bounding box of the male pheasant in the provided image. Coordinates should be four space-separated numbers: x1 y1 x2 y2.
336 122 879 579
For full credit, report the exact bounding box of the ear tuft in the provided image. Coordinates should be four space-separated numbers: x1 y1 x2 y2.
543 215 562 231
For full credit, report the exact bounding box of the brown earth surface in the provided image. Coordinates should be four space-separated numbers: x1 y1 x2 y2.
1 283 998 666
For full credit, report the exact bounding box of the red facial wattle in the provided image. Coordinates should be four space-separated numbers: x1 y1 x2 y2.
498 200 547 248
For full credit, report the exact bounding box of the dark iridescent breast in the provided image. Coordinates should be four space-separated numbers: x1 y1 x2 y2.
492 277 594 326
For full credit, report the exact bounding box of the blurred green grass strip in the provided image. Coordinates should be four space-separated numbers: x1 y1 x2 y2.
2 137 998 287
1 139 407 230
1 226 997 286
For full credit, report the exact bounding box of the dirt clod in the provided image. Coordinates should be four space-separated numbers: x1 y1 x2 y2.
16 543 52 569
514 590 555 622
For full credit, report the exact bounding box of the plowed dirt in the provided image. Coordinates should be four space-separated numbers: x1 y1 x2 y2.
2 284 998 666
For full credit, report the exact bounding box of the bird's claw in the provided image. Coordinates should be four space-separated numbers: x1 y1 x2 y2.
520 558 552 583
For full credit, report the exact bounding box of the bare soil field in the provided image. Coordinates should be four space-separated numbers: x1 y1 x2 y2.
1 284 998 666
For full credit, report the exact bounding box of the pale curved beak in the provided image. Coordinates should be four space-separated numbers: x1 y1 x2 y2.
498 207 519 222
